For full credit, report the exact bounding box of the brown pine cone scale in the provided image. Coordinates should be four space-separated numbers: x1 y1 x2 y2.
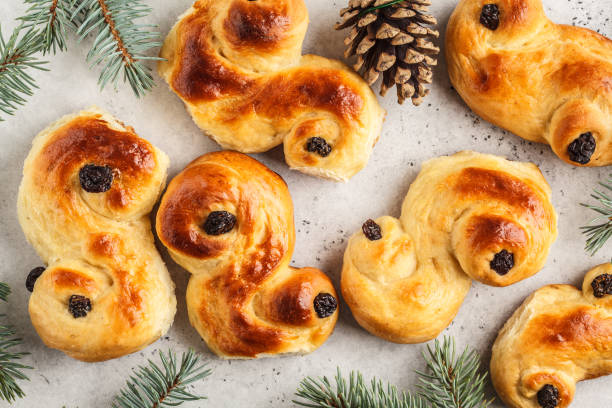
336 0 440 105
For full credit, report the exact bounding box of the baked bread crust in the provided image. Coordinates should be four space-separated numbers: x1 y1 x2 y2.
17 107 176 362
446 0 612 166
491 264 612 408
158 0 385 181
156 151 338 358
341 151 557 343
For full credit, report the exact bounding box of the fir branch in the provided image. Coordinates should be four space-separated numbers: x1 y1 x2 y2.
0 24 48 121
581 175 612 256
0 283 32 403
74 0 163 97
417 337 492 408
295 369 427 408
293 337 492 408
19 0 78 54
112 349 211 408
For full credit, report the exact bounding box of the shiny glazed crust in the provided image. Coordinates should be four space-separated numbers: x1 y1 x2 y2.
156 151 338 358
341 151 557 343
17 107 176 362
446 0 612 166
158 0 385 181
491 264 612 408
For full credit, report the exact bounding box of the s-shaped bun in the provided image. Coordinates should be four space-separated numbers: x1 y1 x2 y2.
491 264 612 408
342 151 557 343
158 0 385 181
17 107 176 362
156 151 338 358
446 0 612 166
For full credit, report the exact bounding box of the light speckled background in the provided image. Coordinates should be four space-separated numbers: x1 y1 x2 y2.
1 0 611 406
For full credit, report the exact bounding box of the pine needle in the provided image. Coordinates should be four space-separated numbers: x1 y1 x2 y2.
0 24 49 121
0 282 32 403
74 0 164 98
112 349 211 408
417 337 492 408
581 175 612 256
19 0 78 55
293 336 492 408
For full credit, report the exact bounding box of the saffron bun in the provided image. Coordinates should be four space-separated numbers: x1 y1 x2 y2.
341 151 557 343
491 264 612 408
156 151 339 358
158 0 385 181
446 0 612 166
17 107 176 362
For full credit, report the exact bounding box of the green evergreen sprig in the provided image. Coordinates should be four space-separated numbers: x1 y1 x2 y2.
112 349 211 408
581 175 612 255
73 0 163 97
293 337 492 408
0 0 164 121
19 0 77 54
0 25 49 121
0 282 32 403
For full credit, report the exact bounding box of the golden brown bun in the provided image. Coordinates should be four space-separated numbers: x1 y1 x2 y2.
341 151 557 343
446 0 612 167
158 0 385 181
491 264 612 408
17 107 176 362
156 151 338 358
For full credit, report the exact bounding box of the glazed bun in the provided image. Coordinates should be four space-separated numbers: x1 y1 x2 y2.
156 151 338 358
158 0 385 181
342 151 557 343
17 107 176 362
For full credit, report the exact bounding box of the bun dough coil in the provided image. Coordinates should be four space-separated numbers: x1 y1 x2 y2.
156 151 338 358
158 0 385 181
446 0 612 166
17 107 176 362
341 151 557 343
491 264 612 408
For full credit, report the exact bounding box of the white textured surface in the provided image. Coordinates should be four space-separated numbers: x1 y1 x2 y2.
0 0 611 406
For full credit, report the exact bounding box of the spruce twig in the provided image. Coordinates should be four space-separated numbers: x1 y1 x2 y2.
293 336 492 408
581 175 612 256
0 24 48 121
19 0 78 54
0 282 32 403
417 337 492 408
73 0 163 97
1 0 163 120
112 349 211 408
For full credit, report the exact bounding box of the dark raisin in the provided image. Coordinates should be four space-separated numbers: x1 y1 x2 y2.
537 384 559 408
305 137 332 157
490 249 514 275
79 164 114 193
68 295 92 318
203 211 237 235
362 219 382 241
313 293 337 318
567 132 596 164
26 266 45 292
591 273 612 298
480 4 500 30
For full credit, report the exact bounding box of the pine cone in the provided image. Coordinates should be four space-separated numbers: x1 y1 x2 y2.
336 0 440 106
